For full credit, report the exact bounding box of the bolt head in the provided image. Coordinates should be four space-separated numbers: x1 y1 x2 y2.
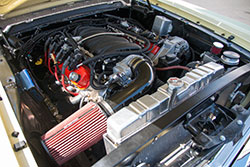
186 113 192 119
69 72 80 82
200 136 208 143
11 131 19 138
237 106 244 112
237 120 243 126
220 135 226 142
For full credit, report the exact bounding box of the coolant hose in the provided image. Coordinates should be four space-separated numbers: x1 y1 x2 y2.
104 57 154 112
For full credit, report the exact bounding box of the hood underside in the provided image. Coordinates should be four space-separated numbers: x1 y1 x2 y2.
0 0 84 18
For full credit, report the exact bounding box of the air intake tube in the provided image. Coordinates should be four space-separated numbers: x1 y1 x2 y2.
41 56 154 165
100 56 155 113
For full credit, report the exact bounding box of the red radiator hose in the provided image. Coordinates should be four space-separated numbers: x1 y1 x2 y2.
156 66 191 71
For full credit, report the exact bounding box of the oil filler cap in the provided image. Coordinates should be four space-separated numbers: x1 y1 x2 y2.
221 51 240 66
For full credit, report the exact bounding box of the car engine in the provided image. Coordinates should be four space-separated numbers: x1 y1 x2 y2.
0 1 249 167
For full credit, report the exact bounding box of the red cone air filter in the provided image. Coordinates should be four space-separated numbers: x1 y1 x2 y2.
41 102 107 165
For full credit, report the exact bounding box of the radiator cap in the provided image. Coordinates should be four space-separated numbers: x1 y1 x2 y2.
221 51 240 66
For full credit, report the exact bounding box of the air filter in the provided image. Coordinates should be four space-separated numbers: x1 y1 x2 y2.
41 102 107 165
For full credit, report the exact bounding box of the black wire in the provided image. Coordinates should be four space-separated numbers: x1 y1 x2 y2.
141 52 154 65
20 29 63 59
20 22 83 59
89 63 108 90
127 18 146 30
79 23 151 65
44 37 52 60
108 23 151 52
97 71 113 84
190 47 196 61
104 14 146 31
18 18 110 60
103 14 124 21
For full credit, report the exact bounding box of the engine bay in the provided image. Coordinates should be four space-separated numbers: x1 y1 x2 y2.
0 1 250 166
13 12 199 123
